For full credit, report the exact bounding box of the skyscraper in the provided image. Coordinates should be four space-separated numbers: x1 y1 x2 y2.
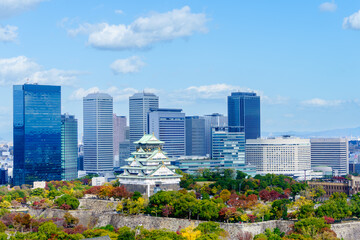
148 108 185 158
185 116 206 156
13 84 62 186
311 138 349 176
61 114 78 181
129 92 159 151
211 126 245 168
113 114 127 160
83 93 113 173
228 92 260 140
203 113 228 156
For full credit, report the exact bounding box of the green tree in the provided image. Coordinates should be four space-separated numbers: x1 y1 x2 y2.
55 194 80 210
271 199 289 220
38 222 58 238
293 217 329 238
117 226 135 240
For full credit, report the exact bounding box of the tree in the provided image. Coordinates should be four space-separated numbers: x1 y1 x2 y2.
315 193 351 220
293 217 329 238
31 188 45 197
219 189 231 203
131 191 142 201
64 212 79 228
38 222 58 238
181 224 201 240
259 190 271 202
55 195 80 210
117 226 135 240
270 199 289 220
253 203 271 221
195 200 220 221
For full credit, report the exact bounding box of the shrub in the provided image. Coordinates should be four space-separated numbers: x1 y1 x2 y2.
55 195 80 210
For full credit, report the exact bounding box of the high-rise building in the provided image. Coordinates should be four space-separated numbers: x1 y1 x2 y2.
228 92 260 140
61 114 78 181
148 108 185 158
83 93 113 173
13 84 62 186
113 114 127 160
203 113 227 156
129 93 159 151
311 138 349 176
185 116 206 156
118 140 131 168
246 137 311 175
211 126 245 168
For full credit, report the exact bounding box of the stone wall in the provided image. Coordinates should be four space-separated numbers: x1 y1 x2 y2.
27 199 360 240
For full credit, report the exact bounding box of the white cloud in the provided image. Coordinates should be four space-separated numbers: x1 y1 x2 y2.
343 10 360 30
183 84 254 99
70 86 140 101
0 56 81 86
301 98 344 107
115 9 123 15
110 56 145 74
68 6 208 50
0 0 45 19
319 2 337 12
0 25 18 42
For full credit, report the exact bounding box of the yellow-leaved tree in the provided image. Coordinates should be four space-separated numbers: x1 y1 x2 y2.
181 224 202 240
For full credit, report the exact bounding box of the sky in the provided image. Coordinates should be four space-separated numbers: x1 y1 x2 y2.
1 0 360 141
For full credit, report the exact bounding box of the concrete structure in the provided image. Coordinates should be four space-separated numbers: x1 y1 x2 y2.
61 114 78 181
83 93 113 174
118 134 181 197
185 116 206 156
211 126 246 168
228 92 260 140
13 84 62 185
113 115 127 161
203 113 227 156
246 137 311 175
174 156 256 176
91 177 107 186
33 181 46 189
311 138 348 176
148 108 185 158
129 92 159 152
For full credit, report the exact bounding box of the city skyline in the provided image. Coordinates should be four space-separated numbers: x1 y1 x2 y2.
2 1 360 141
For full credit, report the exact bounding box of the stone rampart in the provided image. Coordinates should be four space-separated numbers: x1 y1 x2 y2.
27 199 360 240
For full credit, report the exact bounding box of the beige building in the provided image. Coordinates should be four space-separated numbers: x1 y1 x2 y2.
246 137 311 175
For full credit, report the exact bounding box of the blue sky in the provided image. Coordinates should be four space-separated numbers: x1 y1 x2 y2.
1 0 360 141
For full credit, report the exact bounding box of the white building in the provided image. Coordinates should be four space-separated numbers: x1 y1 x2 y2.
118 134 182 197
246 137 311 175
83 93 113 173
310 138 348 176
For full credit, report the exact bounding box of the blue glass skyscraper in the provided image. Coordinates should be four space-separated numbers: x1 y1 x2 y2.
61 114 78 181
13 84 62 186
228 92 260 140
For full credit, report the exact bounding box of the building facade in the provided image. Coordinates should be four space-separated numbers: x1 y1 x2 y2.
203 113 227 156
148 108 185 158
246 137 311 175
310 138 349 176
118 134 181 196
118 140 131 168
185 116 206 156
228 92 260 140
61 114 78 181
83 93 113 173
113 114 127 160
13 84 62 185
129 92 159 152
211 126 246 168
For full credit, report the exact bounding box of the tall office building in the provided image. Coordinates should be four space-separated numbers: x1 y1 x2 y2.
129 93 159 151
211 126 246 168
61 114 78 181
148 108 185 158
228 92 260 140
246 137 311 175
13 84 62 186
311 138 349 176
203 113 227 156
83 93 113 173
113 115 127 159
118 140 131 168
185 116 206 156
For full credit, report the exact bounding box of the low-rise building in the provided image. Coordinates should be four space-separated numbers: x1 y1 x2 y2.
308 175 360 198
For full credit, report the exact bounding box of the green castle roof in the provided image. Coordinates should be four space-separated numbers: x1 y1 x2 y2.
134 134 164 144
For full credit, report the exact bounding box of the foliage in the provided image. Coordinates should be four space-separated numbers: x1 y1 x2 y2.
271 199 290 220
55 194 80 210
